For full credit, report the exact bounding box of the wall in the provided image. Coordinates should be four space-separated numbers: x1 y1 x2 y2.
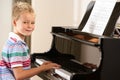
31 0 91 53
0 0 12 58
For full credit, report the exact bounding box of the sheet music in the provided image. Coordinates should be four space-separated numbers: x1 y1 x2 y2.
82 0 117 35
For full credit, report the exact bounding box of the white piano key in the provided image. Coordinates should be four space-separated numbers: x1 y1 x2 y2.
36 59 47 65
35 59 73 80
55 68 72 80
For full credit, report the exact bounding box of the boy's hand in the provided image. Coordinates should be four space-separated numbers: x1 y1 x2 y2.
40 61 61 71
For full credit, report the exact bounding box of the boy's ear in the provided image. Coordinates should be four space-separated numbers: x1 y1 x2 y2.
12 20 16 27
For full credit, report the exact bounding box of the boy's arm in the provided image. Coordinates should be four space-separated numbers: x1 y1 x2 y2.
13 61 60 80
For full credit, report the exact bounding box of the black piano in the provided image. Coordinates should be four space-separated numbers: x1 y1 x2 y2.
31 1 120 80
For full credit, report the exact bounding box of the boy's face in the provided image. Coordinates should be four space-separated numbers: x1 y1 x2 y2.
13 12 35 39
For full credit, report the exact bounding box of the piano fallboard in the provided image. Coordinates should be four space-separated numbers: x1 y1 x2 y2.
52 27 109 47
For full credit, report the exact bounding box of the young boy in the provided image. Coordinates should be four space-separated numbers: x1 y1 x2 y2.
0 2 60 80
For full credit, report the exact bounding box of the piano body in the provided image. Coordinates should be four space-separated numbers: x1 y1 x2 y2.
31 1 120 80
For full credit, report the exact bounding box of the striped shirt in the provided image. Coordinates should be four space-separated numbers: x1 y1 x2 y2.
0 32 31 80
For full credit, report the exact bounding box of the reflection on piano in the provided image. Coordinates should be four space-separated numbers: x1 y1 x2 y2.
31 1 120 80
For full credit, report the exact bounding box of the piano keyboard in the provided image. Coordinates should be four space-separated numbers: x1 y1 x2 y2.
36 59 73 80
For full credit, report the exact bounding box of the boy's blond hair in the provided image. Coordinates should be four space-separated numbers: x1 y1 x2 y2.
12 2 34 20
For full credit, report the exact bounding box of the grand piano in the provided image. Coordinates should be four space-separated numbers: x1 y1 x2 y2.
31 1 120 80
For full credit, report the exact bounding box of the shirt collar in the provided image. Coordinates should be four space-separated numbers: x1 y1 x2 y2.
9 32 25 43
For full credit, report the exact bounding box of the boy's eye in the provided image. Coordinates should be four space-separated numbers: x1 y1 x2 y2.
23 21 35 24
31 22 35 24
23 22 29 24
